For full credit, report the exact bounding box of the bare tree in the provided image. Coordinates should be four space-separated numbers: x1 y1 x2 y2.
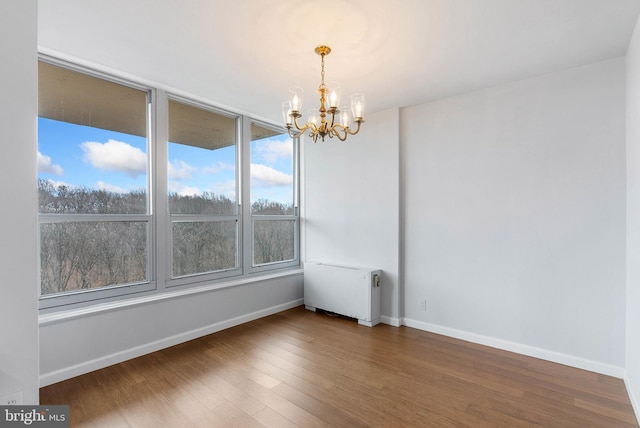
38 181 294 294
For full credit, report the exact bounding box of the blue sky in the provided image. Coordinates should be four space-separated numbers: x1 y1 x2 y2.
37 118 294 205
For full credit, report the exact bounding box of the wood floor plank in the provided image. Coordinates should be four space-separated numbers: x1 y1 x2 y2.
171 394 228 428
237 378 332 428
252 406 299 428
40 306 638 427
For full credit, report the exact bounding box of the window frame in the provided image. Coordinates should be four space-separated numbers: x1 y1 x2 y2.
37 56 300 311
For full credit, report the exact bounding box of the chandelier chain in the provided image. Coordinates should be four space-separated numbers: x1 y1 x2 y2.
321 52 325 89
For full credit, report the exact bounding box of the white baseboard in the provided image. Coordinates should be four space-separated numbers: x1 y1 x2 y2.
402 317 625 379
624 371 640 425
39 299 303 387
381 315 402 327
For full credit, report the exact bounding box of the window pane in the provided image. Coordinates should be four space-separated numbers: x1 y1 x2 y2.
172 221 237 277
168 99 237 215
40 222 148 296
250 125 294 215
38 62 148 214
253 220 295 265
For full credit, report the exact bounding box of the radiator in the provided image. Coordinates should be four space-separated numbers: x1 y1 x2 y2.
303 262 382 327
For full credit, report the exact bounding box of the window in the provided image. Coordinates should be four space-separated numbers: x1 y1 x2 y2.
38 60 152 307
248 123 299 269
167 98 240 282
37 58 299 309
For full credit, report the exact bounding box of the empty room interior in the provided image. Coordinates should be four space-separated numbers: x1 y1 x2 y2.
4 0 640 426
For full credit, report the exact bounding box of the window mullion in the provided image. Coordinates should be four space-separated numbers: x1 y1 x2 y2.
171 214 239 223
240 116 252 274
154 89 169 291
38 213 151 223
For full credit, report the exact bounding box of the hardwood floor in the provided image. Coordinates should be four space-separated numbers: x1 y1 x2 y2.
40 306 638 427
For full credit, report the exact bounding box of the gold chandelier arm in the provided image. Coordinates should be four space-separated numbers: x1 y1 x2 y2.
291 113 304 131
330 124 348 141
345 119 363 136
292 114 317 134
309 132 321 143
288 113 322 141
287 126 306 140
327 108 337 128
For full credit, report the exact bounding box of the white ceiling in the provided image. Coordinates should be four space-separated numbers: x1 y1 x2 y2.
38 0 640 124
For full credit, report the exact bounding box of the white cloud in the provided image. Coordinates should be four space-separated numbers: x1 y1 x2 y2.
81 139 146 178
37 151 64 175
254 138 292 164
168 181 202 197
168 159 196 180
208 180 236 201
96 181 128 194
251 163 292 187
168 180 236 200
203 162 235 174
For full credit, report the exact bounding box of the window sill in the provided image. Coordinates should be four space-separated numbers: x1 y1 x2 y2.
39 268 303 326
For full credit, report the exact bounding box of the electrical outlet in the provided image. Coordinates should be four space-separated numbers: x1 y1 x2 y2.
419 298 427 311
1 391 23 406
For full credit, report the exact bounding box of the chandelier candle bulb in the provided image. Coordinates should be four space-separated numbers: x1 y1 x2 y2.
340 109 350 127
283 45 365 143
309 110 319 127
289 86 303 112
351 93 365 119
282 102 292 126
326 81 340 109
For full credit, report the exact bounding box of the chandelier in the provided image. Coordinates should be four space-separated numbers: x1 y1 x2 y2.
282 45 365 143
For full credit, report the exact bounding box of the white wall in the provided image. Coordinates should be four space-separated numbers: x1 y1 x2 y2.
40 273 302 385
303 108 401 323
402 58 627 374
626 12 640 420
0 0 39 404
